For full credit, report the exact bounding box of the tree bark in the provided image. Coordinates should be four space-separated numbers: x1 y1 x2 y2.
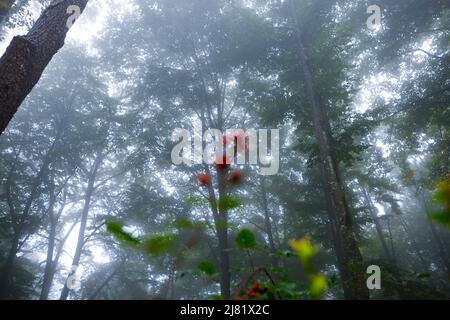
39 203 58 300
88 261 123 300
40 188 69 300
289 0 369 299
361 186 393 262
260 176 279 269
60 154 102 300
0 128 61 298
427 217 450 279
0 233 19 299
0 0 89 135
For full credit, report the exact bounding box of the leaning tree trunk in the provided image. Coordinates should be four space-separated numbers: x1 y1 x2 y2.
289 0 369 300
0 0 89 135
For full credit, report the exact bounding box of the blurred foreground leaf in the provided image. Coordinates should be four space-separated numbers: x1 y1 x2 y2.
236 228 257 249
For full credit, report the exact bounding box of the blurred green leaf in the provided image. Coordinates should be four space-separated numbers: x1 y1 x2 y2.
197 260 217 276
309 274 328 300
429 211 450 227
106 220 140 246
218 195 242 211
173 219 194 229
143 234 176 255
236 228 257 249
416 272 431 280
185 196 209 207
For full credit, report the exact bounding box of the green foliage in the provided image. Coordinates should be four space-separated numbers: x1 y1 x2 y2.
106 220 141 246
173 219 195 229
218 195 242 212
185 196 210 207
197 260 217 276
290 236 328 300
308 274 328 300
429 177 450 228
235 229 257 249
416 272 431 280
143 234 177 256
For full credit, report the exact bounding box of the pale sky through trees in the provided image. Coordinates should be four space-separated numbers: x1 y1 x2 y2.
0 0 449 301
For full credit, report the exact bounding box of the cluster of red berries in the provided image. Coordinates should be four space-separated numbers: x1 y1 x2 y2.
197 170 244 186
234 282 267 300
197 131 248 186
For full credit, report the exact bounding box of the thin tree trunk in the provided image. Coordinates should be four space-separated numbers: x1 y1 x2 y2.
398 216 429 271
0 0 89 134
0 233 19 299
217 169 230 299
0 129 61 298
89 261 123 300
260 176 279 269
427 218 450 279
39 205 57 300
289 0 369 299
40 189 68 300
60 154 102 300
361 186 392 262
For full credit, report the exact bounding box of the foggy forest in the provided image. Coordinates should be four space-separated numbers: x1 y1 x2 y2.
0 0 449 301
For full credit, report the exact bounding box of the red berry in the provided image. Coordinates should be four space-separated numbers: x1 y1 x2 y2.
197 173 211 186
230 170 244 184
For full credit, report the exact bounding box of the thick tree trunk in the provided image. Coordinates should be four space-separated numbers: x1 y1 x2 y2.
323 182 352 289
289 0 369 299
260 176 279 269
60 154 102 300
0 0 89 134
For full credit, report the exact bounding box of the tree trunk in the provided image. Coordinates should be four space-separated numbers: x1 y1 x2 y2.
427 217 450 279
39 207 57 300
60 154 102 300
0 0 89 135
89 261 123 300
260 176 279 269
40 189 68 300
323 182 352 290
0 233 19 299
361 186 393 262
0 129 61 298
289 0 369 299
216 169 230 299
398 216 429 271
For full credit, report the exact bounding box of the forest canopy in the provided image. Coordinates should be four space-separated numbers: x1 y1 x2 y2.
0 0 449 301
